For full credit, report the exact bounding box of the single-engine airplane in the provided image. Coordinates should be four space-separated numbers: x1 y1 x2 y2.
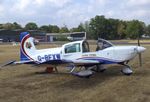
1 32 146 78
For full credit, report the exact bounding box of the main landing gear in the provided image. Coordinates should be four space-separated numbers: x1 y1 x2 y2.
121 64 133 75
70 66 93 78
95 64 133 76
92 65 107 72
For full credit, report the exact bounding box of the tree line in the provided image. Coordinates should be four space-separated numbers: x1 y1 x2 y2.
0 15 150 40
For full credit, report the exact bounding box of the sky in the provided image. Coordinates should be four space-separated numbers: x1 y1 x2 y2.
0 0 150 28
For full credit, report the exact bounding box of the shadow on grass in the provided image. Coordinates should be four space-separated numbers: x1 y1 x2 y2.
133 69 150 77
14 65 150 91
56 65 123 90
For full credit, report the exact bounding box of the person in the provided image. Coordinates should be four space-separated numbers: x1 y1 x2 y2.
96 41 103 51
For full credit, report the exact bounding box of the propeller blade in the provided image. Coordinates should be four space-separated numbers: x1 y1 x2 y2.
138 37 140 46
137 35 142 67
139 53 142 67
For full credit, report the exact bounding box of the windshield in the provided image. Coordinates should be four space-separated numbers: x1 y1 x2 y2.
96 38 113 51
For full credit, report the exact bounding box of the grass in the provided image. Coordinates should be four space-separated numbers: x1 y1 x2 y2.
0 43 150 102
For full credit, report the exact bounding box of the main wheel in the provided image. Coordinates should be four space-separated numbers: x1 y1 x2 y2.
121 67 133 76
96 65 106 72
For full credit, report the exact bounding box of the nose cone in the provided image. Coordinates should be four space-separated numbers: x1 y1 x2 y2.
137 46 146 53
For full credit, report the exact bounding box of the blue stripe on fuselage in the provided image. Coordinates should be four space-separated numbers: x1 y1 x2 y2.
78 57 121 64
42 60 69 64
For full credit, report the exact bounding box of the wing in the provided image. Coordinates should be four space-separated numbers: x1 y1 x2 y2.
73 59 99 65
35 59 100 66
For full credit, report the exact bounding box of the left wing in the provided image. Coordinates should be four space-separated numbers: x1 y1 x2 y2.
72 59 99 66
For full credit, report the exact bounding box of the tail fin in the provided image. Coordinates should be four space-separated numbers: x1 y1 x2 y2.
20 32 36 61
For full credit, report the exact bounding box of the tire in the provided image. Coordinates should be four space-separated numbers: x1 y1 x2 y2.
121 67 133 76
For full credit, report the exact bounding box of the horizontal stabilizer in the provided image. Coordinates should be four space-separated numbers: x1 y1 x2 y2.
0 60 35 69
0 60 16 68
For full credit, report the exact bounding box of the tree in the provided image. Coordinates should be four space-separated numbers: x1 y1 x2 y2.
13 22 22 29
0 22 22 30
59 25 69 33
70 27 79 32
39 25 60 33
83 21 90 33
89 15 119 39
146 24 150 36
3 23 14 30
117 21 126 39
70 23 85 32
89 15 107 39
82 21 91 39
25 22 38 30
106 18 119 39
77 23 85 32
51 25 60 33
125 20 145 39
0 24 3 29
39 25 49 32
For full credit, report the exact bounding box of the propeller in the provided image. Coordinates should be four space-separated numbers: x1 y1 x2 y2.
137 35 142 67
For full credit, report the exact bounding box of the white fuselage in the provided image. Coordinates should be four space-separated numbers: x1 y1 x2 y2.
61 46 139 64
18 32 146 77
28 41 145 65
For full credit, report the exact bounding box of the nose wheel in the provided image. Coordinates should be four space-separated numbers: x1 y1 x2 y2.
121 64 133 75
